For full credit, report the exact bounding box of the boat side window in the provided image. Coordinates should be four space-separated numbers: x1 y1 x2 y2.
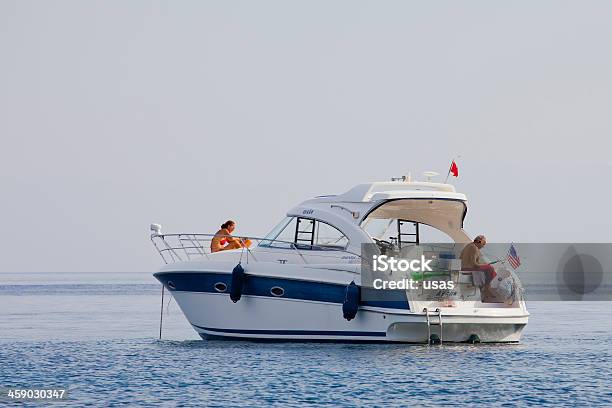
313 220 349 249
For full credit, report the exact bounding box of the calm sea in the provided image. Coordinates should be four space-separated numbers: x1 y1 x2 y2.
0 272 610 407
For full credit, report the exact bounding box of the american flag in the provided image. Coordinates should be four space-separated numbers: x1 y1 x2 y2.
507 244 521 269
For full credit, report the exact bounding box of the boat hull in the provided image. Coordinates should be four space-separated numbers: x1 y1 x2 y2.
158 273 528 343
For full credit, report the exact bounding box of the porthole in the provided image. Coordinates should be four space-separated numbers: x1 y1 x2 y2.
167 281 176 290
270 286 285 297
214 282 228 293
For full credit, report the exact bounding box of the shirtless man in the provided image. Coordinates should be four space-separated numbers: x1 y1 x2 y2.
460 235 497 286
210 220 247 253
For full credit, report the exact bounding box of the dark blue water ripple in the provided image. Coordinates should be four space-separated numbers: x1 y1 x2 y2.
1 339 610 407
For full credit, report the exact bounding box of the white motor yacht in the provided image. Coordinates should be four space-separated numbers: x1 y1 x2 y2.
151 178 528 343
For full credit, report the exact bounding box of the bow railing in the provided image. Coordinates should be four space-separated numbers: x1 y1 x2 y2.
150 231 363 265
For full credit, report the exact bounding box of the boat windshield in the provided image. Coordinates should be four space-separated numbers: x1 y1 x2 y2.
259 217 349 250
260 217 293 243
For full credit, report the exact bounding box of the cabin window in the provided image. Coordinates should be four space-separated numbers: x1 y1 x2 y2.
259 217 348 250
314 220 349 248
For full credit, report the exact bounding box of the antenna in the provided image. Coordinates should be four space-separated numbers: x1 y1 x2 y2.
150 223 162 237
391 171 413 182
423 171 439 182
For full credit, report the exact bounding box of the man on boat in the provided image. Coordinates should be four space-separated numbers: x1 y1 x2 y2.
210 220 251 253
460 235 497 288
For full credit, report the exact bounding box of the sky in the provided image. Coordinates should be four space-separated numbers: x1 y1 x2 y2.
1 1 611 273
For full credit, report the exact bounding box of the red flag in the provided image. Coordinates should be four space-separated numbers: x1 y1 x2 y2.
449 160 459 177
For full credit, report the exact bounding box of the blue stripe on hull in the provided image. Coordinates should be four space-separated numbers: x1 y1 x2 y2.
154 271 410 310
192 324 386 337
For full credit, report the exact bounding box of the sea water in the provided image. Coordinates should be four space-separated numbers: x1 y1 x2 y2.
1 272 610 407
